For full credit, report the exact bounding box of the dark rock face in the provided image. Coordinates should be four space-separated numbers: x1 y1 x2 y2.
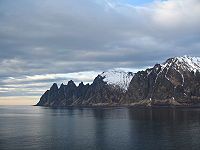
36 75 124 106
82 75 124 105
36 56 200 107
127 57 200 104
36 90 49 106
48 83 59 106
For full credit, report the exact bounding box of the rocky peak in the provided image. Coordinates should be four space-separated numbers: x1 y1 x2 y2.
50 83 58 91
48 83 59 106
128 72 134 76
78 82 84 87
67 80 77 88
59 83 65 89
162 56 200 73
142 56 200 87
92 75 105 85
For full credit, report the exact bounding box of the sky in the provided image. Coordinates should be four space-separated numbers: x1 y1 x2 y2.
0 0 200 105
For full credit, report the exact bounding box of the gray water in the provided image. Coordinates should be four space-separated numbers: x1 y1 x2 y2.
0 106 200 150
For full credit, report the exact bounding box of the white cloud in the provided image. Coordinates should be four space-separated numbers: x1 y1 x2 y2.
2 71 100 84
0 71 101 97
151 0 200 29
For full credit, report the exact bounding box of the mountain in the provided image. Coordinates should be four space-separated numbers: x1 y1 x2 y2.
36 70 134 107
36 56 200 107
127 56 200 106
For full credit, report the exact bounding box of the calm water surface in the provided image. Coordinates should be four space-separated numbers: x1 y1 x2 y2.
0 106 200 150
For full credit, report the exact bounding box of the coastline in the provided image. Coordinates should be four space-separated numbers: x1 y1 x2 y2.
33 100 200 109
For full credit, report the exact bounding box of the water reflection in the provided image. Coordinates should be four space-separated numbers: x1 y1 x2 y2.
92 109 107 150
128 108 200 123
127 108 200 150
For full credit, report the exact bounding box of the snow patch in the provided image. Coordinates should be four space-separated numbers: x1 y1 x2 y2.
100 70 134 90
174 55 200 72
157 55 200 84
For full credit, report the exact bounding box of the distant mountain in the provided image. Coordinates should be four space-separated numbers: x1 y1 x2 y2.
36 56 200 107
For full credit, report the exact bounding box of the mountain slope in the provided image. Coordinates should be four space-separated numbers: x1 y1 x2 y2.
127 56 200 105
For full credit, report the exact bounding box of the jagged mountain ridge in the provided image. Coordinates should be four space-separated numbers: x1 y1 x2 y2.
36 56 200 107
36 71 133 106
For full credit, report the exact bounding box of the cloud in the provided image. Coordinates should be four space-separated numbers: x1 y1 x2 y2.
0 0 200 102
0 71 100 97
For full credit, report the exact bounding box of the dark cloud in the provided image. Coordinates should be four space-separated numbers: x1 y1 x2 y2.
0 0 200 99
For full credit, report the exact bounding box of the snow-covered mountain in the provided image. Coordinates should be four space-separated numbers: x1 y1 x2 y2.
162 55 200 73
100 70 134 90
149 56 200 86
128 55 200 104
